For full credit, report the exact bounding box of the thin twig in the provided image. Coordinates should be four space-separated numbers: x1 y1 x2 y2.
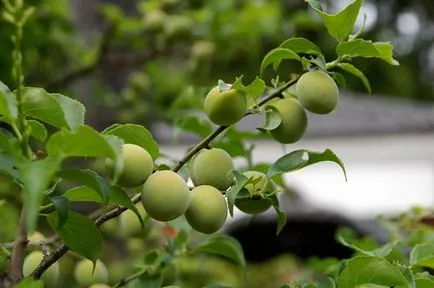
112 267 149 288
8 209 27 283
31 76 300 280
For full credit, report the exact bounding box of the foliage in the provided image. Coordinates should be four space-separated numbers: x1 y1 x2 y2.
0 0 432 288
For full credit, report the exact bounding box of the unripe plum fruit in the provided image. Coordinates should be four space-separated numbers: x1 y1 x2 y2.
190 148 234 191
119 203 146 237
74 259 108 287
185 185 228 234
235 171 274 215
141 170 190 222
267 98 307 144
89 284 111 288
23 251 59 287
106 143 154 188
27 231 45 242
296 70 339 114
204 86 247 126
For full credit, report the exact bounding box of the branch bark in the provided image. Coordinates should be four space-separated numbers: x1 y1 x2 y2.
8 209 28 284
31 76 300 280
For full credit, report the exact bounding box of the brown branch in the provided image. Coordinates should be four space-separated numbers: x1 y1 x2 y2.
31 76 300 280
8 208 28 284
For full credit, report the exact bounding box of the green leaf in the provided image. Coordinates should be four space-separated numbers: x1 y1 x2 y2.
268 149 347 181
21 87 85 131
47 211 102 262
62 185 143 228
194 234 245 267
18 156 62 232
319 278 337 288
109 186 144 228
307 0 363 42
0 152 21 179
280 37 322 55
57 169 110 205
203 285 233 288
374 42 400 66
0 81 17 121
15 277 45 288
102 123 159 160
174 115 212 139
47 125 122 161
337 256 409 287
337 230 398 258
336 63 371 93
0 129 22 158
410 243 434 268
257 106 282 132
268 194 287 235
226 171 249 217
260 48 301 76
336 40 399 66
50 195 70 229
233 76 266 99
27 120 48 142
330 72 346 89
63 186 101 203
138 273 162 288
414 272 434 288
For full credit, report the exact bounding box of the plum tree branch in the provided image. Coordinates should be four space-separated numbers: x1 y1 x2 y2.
112 267 149 288
31 75 301 280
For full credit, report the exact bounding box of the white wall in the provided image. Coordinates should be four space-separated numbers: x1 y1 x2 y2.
160 133 434 219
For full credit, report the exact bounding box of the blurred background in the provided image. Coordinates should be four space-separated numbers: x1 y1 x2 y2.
1 0 433 287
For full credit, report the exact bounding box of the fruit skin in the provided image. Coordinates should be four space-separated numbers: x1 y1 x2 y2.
89 284 111 288
190 148 234 191
23 251 59 287
119 203 146 237
296 70 339 114
28 231 45 242
204 86 247 126
185 185 228 234
267 98 308 144
106 143 154 188
74 259 108 287
141 170 190 222
235 171 274 215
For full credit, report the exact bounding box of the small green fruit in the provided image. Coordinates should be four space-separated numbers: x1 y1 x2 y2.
191 41 216 60
204 86 247 126
267 98 308 144
23 251 59 287
235 171 274 215
296 70 339 114
106 143 154 188
74 259 108 287
190 148 234 191
185 185 228 234
89 284 111 288
28 231 45 242
143 10 166 32
141 170 190 221
119 203 146 237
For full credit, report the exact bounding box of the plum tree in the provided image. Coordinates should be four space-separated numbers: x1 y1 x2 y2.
267 98 308 144
23 251 59 287
74 259 108 287
190 148 234 191
185 185 228 234
106 143 154 188
204 86 247 126
296 70 340 114
141 170 191 221
235 171 275 215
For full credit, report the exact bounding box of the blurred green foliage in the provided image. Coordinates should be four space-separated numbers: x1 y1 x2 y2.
1 0 432 132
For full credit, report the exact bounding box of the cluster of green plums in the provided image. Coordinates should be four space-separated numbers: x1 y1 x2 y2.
205 70 339 143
